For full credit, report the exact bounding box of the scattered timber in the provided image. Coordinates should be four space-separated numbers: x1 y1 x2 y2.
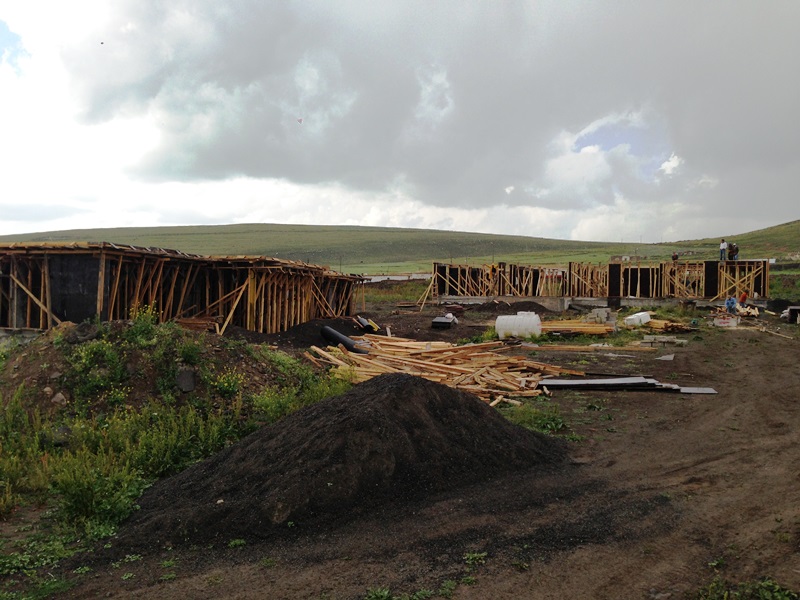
526 344 657 353
309 334 584 403
540 376 717 394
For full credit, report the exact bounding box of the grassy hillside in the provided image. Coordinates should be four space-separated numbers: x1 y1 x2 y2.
0 220 798 274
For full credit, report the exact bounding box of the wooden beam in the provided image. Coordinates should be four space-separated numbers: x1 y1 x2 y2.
9 273 61 325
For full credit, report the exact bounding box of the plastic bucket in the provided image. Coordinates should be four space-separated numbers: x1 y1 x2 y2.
495 312 542 339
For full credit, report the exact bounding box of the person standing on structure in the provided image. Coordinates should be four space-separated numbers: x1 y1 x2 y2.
719 239 728 261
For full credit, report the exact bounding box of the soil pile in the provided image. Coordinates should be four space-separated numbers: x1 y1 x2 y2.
225 317 364 349
117 373 567 547
472 299 554 315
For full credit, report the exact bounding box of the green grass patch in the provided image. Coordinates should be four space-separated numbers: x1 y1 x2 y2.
696 576 798 599
500 402 566 434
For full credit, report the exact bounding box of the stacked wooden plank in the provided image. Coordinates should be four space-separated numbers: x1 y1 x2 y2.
307 334 583 403
644 319 696 333
540 319 616 335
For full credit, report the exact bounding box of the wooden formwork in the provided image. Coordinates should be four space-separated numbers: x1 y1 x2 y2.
0 242 362 334
659 262 705 298
711 260 770 301
430 259 769 302
432 262 567 298
568 263 609 298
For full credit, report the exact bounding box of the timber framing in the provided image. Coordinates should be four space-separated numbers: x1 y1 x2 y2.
0 242 362 334
432 259 769 301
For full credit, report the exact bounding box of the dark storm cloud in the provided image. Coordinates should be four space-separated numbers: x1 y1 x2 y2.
60 1 800 224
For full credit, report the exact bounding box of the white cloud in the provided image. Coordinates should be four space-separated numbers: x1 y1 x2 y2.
1 1 798 245
659 153 683 176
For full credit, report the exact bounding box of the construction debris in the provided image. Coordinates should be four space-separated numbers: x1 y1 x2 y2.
639 335 688 348
539 376 716 394
523 343 657 353
309 334 583 403
644 319 697 333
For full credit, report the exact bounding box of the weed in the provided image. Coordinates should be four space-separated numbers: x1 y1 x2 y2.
458 326 497 345
73 565 91 574
228 539 246 548
501 402 566 434
511 560 530 571
437 580 457 598
209 367 246 400
121 572 134 580
160 572 177 581
460 575 477 585
160 559 177 568
178 339 203 365
63 339 128 401
0 536 74 577
364 587 392 600
48 447 147 534
707 557 726 570
696 576 798 599
259 557 276 568
463 551 487 569
125 305 159 345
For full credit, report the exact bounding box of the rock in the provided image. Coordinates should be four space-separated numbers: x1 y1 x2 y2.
43 386 53 397
176 367 197 392
63 322 100 344
51 392 68 406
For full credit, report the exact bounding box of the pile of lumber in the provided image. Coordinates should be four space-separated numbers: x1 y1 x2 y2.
540 319 616 335
306 334 583 403
644 318 696 333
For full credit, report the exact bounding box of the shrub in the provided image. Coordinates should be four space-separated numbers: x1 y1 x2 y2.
209 367 246 400
48 447 146 534
125 305 159 345
64 339 127 401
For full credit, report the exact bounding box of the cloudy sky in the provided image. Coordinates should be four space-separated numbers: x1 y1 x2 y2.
1 1 797 243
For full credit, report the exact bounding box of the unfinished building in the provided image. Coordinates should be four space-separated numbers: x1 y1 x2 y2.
432 260 769 302
0 242 362 334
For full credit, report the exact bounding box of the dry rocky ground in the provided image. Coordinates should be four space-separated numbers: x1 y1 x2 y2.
2 291 800 599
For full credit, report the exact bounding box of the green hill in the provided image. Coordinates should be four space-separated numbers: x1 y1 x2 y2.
0 220 797 274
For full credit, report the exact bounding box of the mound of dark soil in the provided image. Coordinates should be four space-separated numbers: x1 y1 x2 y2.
225 317 364 349
472 299 554 315
117 373 567 547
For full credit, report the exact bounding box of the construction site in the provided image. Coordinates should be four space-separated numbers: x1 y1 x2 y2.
1 242 770 335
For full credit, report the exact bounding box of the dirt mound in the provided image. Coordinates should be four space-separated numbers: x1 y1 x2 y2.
116 373 567 547
472 299 554 315
225 317 364 349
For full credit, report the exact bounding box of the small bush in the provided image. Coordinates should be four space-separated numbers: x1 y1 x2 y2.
209 367 246 400
64 339 128 401
48 447 146 534
125 305 159 345
178 339 203 365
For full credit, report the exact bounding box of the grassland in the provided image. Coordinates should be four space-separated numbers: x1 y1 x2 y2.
0 220 798 274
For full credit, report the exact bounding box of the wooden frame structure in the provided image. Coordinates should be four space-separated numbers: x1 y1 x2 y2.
0 242 362 333
432 262 567 298
432 260 769 301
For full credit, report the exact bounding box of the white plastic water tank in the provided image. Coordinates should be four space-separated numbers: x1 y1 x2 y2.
495 311 542 339
623 311 651 327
